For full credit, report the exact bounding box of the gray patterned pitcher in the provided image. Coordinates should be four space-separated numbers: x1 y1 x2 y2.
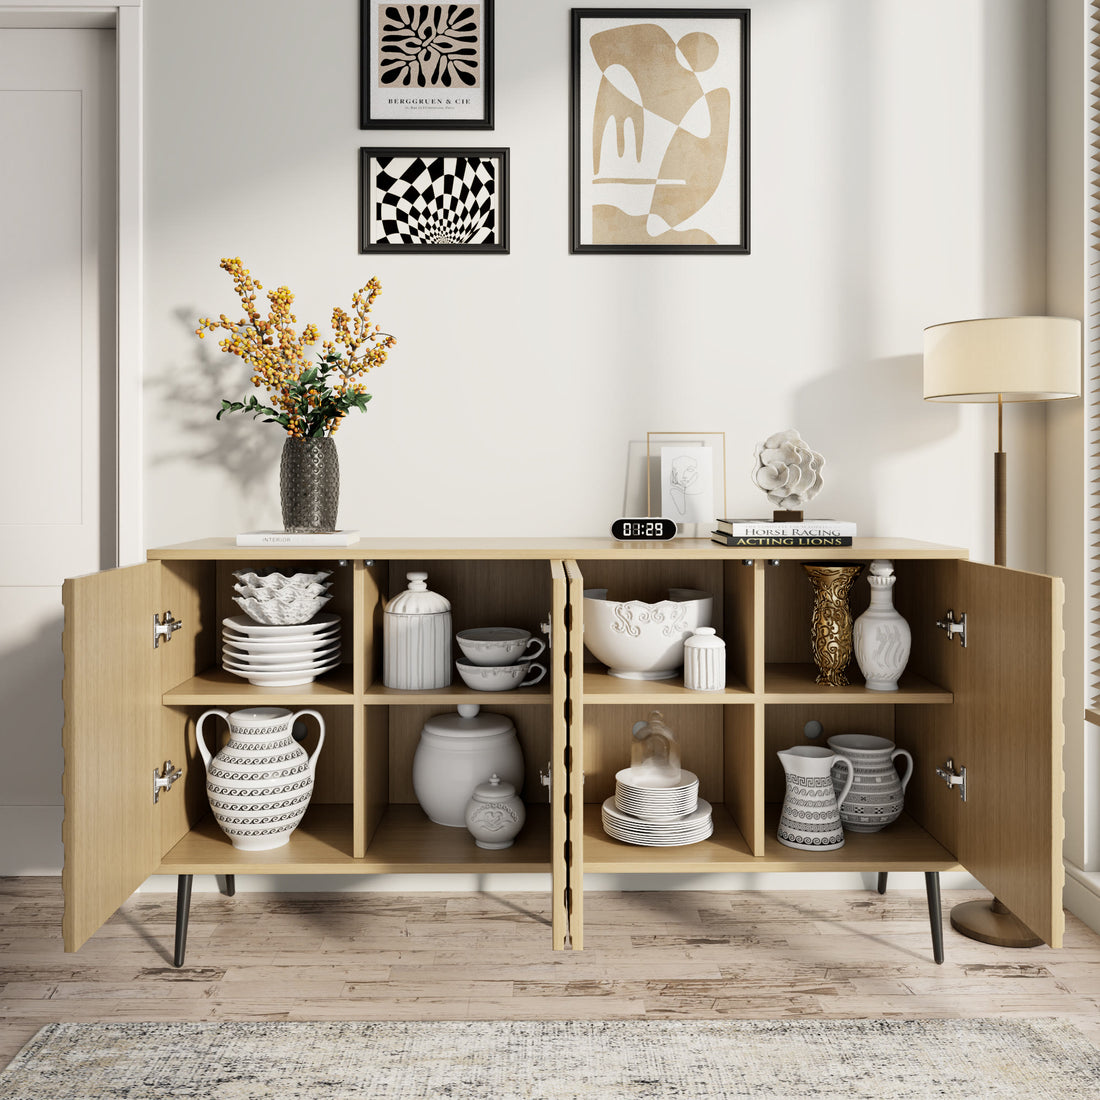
777 745 854 851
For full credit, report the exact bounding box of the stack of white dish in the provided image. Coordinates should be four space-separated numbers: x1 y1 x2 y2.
222 612 341 686
601 767 713 846
232 570 332 626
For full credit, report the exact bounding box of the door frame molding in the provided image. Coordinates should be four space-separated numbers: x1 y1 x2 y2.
0 0 142 567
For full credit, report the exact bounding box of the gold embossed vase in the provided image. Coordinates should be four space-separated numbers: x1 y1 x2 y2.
802 562 864 686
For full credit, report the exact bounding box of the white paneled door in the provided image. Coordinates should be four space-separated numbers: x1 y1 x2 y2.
0 29 117 870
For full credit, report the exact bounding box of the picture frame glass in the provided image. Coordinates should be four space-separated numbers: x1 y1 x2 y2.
363 1 491 127
573 9 748 253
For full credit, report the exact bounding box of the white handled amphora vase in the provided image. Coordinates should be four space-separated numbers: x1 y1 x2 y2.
197 706 325 850
827 733 913 833
777 745 854 851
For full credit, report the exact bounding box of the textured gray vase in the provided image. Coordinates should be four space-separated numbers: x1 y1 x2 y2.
280 436 339 533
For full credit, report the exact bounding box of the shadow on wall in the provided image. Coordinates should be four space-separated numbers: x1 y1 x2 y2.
791 353 959 526
146 308 281 518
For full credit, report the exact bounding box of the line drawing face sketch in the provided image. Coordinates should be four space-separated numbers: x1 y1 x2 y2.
661 446 712 523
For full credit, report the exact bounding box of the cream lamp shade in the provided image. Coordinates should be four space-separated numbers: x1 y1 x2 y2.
923 316 1081 403
922 314 1081 571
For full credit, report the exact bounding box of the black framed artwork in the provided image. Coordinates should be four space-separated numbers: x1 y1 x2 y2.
359 148 509 253
571 8 750 254
360 1 494 129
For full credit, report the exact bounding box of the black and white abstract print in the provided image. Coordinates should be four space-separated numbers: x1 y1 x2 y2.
361 148 509 252
379 5 481 89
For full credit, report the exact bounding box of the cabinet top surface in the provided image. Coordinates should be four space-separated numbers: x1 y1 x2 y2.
147 536 969 561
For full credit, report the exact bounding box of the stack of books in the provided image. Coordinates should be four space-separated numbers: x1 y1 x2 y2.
710 519 856 548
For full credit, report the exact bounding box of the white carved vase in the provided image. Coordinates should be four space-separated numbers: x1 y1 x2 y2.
853 560 911 691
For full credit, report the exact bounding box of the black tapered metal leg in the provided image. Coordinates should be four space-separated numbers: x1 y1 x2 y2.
925 871 944 964
173 874 193 968
876 872 888 895
219 874 236 897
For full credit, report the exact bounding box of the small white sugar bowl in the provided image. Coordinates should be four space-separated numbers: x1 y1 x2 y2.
464 774 526 849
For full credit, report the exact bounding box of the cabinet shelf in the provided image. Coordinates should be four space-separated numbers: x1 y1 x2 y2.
580 667 751 703
163 665 357 705
581 803 961 874
762 664 952 703
362 683 552 705
158 803 553 875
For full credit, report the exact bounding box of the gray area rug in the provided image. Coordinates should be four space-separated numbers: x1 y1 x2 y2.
1 1018 1099 1099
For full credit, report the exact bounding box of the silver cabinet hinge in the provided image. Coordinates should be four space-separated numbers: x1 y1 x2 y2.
540 761 552 801
153 760 183 803
935 610 967 647
153 610 183 648
935 758 967 801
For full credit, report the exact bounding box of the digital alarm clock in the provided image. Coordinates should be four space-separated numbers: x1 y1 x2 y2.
609 517 677 541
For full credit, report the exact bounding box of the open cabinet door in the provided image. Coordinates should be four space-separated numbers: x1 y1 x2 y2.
957 562 1065 947
564 561 585 949
549 561 569 949
62 563 162 951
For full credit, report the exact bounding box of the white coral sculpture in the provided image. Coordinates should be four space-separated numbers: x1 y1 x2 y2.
751 429 824 508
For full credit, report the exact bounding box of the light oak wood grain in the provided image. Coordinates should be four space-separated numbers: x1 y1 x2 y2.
4 878 1098 1074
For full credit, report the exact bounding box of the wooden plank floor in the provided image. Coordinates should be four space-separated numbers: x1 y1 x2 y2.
3 877 1100 1069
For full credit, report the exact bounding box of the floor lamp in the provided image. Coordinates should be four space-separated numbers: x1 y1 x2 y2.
923 315 1081 946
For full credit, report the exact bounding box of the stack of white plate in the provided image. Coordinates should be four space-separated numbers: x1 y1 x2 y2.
601 797 713 846
615 767 700 821
221 612 341 686
602 766 712 845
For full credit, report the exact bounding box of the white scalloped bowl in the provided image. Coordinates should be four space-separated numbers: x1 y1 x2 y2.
233 580 330 601
233 592 332 626
232 570 332 591
582 588 712 680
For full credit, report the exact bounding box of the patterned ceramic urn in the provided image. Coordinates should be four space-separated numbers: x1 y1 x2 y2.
827 733 913 833
776 745 854 851
197 706 326 850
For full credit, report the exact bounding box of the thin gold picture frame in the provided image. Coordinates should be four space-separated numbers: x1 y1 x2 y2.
645 431 727 523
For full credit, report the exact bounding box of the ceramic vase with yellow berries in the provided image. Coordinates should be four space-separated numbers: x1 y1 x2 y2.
195 257 396 533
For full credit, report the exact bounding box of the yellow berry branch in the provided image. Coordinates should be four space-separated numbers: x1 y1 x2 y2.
195 257 396 439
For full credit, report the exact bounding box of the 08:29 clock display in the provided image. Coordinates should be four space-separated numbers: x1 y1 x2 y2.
610 517 677 541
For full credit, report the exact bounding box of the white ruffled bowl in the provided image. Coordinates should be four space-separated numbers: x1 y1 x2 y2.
232 570 332 591
234 581 330 601
583 588 713 680
233 592 332 626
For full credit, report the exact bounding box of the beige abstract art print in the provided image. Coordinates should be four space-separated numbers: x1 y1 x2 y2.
571 8 749 253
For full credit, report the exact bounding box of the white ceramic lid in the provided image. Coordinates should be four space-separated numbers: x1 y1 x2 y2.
471 773 517 800
421 704 514 738
386 572 451 615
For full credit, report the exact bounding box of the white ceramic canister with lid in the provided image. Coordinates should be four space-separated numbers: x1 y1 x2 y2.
412 704 525 826
383 571 452 689
683 627 726 691
464 773 526 849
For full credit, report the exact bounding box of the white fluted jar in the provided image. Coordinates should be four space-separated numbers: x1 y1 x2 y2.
683 627 726 691
383 571 451 689
853 560 911 691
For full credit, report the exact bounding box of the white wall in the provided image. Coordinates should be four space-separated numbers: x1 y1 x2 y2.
143 0 1051 568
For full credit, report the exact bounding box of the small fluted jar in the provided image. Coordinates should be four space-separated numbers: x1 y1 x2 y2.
383 571 451 689
464 774 526 849
683 627 726 691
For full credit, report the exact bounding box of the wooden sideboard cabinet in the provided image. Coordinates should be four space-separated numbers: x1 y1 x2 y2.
61 537 1065 962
